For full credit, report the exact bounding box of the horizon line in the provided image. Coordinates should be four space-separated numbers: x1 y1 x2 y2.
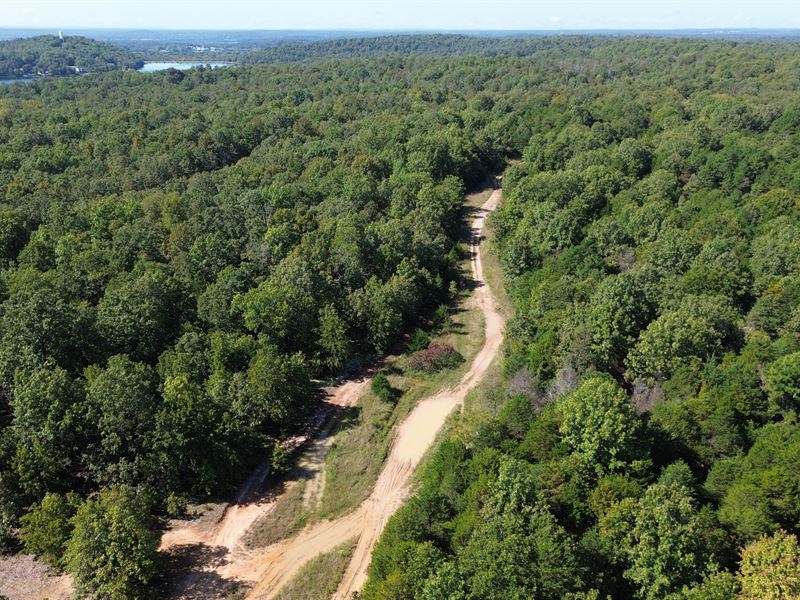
4 26 800 33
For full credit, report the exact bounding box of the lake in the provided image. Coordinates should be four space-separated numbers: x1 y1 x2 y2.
139 62 232 73
0 77 34 85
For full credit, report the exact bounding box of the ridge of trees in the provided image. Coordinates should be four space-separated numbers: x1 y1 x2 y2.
0 35 143 78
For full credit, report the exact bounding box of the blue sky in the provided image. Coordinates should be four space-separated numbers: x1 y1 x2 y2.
3 0 800 30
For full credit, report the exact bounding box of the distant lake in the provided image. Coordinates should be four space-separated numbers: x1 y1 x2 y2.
139 62 232 73
0 77 34 85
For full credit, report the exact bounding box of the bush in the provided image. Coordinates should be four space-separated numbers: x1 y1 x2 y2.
408 343 464 373
270 443 291 477
408 328 431 352
371 372 396 403
432 304 450 331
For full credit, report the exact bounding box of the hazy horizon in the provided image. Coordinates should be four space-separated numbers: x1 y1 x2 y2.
5 0 800 31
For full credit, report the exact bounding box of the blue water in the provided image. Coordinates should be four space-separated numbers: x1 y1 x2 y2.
139 62 232 73
0 77 33 85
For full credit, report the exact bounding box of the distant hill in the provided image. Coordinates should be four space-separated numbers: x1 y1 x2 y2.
237 33 610 65
238 34 504 64
0 35 143 77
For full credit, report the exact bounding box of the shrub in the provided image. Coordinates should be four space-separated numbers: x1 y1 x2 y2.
270 443 291 476
19 492 81 568
408 328 431 352
371 372 396 403
408 343 464 373
432 304 450 331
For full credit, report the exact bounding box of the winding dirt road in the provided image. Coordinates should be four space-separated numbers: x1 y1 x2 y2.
241 188 505 599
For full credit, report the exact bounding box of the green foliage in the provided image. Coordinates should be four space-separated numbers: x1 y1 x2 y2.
558 375 645 477
622 482 711 599
96 267 181 361
408 328 431 352
82 355 160 488
246 345 312 430
682 570 740 600
317 303 351 371
369 33 800 579
2 32 800 598
716 423 800 541
371 371 396 403
10 364 82 498
588 271 656 371
626 295 738 382
270 443 291 477
18 491 81 568
737 530 800 600
766 351 800 412
430 473 586 600
64 486 158 600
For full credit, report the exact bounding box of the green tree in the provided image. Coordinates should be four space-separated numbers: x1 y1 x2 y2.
626 295 738 382
11 364 83 498
96 267 180 361
717 423 800 541
246 345 313 430
623 482 711 599
0 268 92 379
766 351 800 412
18 491 81 568
317 303 350 371
64 486 158 600
559 375 645 477
82 355 160 487
588 271 656 371
738 530 800 600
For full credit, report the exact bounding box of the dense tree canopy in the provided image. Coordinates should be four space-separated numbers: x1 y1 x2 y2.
366 34 800 600
2 32 800 597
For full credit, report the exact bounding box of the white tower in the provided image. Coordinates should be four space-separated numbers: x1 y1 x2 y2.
59 30 64 40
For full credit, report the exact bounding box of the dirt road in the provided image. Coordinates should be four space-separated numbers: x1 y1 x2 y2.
159 374 373 597
243 188 505 599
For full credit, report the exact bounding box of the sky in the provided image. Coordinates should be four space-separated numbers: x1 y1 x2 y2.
3 0 800 31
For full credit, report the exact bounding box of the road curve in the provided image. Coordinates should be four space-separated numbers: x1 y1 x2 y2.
242 188 505 600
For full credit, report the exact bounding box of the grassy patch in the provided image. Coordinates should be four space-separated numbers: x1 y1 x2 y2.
244 481 308 549
484 212 512 318
318 387 394 518
273 538 357 600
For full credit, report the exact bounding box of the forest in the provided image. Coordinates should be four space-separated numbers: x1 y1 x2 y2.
0 35 143 77
0 34 799 598
365 37 800 600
